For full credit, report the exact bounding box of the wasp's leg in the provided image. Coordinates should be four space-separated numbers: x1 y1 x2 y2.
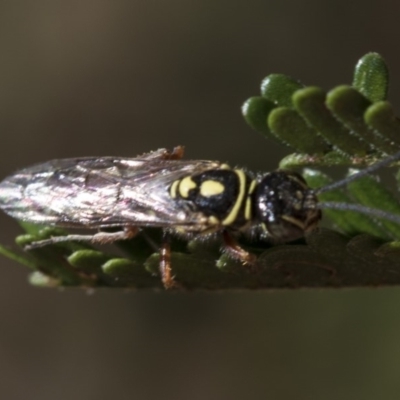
163 146 184 160
158 233 183 289
222 231 257 266
138 146 185 161
24 227 139 250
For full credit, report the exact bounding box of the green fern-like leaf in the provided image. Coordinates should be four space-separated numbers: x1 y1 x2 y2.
3 226 400 289
243 52 400 168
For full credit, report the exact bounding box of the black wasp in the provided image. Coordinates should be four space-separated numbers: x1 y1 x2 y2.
1 146 400 288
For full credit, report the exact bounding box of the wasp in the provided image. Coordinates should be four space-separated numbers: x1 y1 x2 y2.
1 146 400 288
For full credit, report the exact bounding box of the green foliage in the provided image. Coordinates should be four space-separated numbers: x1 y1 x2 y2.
2 52 400 289
3 225 400 289
243 52 398 168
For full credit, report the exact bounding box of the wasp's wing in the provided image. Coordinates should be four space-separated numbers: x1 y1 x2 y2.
0 156 223 229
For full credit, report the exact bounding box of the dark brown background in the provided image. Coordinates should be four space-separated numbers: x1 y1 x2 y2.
1 1 400 399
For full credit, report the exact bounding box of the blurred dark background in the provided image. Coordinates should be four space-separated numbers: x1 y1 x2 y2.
1 1 400 399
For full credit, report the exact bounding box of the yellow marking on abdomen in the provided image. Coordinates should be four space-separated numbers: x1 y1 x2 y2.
178 176 197 198
200 180 225 197
222 169 246 226
169 180 179 198
248 180 257 194
244 197 252 220
244 180 257 220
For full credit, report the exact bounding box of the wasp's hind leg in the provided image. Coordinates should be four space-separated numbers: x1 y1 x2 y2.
24 227 139 250
222 230 257 267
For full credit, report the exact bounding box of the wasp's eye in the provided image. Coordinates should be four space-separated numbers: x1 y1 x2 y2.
254 171 321 242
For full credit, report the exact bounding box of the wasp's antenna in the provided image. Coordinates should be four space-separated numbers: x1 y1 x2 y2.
316 201 400 225
314 149 400 195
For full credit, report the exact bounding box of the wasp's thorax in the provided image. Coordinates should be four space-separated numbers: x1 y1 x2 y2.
253 171 321 242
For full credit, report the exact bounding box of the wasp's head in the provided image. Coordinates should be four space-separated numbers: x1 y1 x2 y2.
253 170 321 242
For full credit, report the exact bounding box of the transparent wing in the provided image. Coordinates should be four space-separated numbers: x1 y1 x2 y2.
0 155 223 229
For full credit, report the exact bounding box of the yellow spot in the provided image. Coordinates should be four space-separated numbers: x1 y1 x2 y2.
261 223 268 232
208 216 220 225
200 180 224 197
220 164 231 170
178 176 197 198
295 190 304 200
222 169 246 226
170 180 179 198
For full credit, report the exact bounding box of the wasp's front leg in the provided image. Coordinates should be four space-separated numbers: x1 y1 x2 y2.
222 230 257 267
